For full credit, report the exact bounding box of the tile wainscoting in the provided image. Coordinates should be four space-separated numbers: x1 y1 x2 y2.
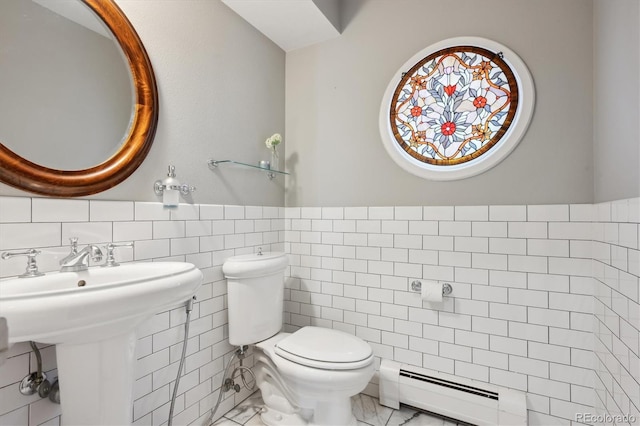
283 200 639 425
0 196 638 426
592 202 640 425
0 197 284 425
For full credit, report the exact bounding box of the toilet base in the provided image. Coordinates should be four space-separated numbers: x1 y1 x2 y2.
257 374 309 425
260 406 308 426
310 399 358 426
259 401 358 426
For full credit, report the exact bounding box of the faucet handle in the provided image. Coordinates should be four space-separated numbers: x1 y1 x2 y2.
1 249 45 278
68 237 78 254
102 242 134 267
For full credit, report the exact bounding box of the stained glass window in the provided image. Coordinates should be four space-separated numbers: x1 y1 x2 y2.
379 38 534 180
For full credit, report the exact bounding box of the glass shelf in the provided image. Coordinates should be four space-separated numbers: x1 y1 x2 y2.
207 159 288 179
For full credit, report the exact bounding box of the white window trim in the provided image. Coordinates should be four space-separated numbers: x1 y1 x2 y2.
379 36 535 181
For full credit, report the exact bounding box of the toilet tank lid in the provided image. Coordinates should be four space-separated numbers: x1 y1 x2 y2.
275 326 372 364
222 252 288 279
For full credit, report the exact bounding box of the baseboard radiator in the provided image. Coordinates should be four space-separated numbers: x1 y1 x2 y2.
379 360 527 425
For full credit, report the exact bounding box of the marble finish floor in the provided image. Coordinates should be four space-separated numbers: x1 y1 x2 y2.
213 392 460 426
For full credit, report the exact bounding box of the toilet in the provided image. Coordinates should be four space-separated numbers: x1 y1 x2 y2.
223 251 375 426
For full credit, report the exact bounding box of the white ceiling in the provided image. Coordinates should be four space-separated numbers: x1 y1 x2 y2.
221 0 341 52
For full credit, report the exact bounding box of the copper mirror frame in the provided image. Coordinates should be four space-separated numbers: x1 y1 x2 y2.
0 0 158 197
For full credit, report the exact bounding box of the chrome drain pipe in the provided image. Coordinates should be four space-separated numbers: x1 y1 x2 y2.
19 342 51 398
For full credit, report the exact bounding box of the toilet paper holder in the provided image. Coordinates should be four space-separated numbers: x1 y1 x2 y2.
411 280 453 296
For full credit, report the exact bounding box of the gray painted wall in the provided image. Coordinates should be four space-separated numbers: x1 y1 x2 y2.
312 0 341 32
0 0 286 207
285 0 594 207
593 0 640 202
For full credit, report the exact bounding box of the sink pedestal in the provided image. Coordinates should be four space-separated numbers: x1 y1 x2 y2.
56 331 137 425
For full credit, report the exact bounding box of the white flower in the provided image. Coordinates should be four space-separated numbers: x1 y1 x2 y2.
265 133 282 149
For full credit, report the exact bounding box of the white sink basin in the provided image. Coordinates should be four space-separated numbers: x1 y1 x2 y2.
1 261 202 345
0 261 203 425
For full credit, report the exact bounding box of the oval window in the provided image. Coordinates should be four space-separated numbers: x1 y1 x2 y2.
379 37 535 180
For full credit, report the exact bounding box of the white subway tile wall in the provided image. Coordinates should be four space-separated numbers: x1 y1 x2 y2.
1 197 638 426
592 199 640 425
284 199 639 426
0 197 284 426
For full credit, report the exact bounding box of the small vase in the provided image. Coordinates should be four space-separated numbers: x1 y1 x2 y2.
270 148 279 171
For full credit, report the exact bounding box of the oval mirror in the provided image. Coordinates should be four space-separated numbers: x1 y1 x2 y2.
0 0 158 197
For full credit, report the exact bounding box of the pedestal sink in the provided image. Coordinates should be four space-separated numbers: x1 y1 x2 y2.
0 262 203 425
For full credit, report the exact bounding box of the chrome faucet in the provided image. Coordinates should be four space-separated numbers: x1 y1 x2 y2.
59 238 103 272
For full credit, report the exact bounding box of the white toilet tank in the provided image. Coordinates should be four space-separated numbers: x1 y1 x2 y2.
223 251 289 346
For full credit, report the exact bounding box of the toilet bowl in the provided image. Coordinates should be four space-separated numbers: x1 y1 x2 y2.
223 252 375 426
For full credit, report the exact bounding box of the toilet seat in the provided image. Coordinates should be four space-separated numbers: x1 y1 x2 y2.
274 326 373 370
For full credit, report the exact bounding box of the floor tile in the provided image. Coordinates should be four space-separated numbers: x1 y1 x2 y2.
212 417 241 426
224 393 263 424
218 391 457 426
243 413 265 425
351 393 394 426
386 406 446 426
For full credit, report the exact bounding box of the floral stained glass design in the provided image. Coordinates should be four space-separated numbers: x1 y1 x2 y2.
390 46 519 166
